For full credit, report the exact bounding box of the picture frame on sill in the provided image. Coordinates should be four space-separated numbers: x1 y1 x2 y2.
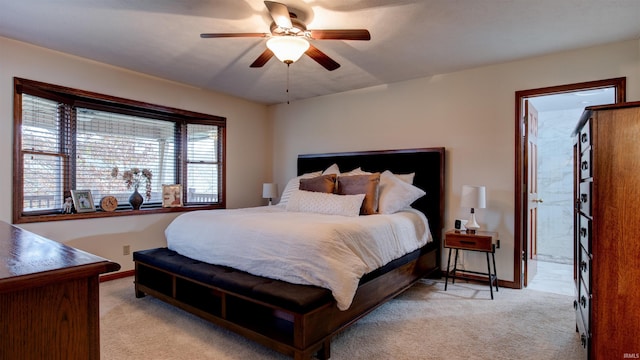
162 184 183 207
71 190 96 213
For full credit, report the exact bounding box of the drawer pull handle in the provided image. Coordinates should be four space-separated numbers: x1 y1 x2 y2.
581 133 588 143
580 261 588 272
573 300 578 310
581 295 587 308
581 161 589 170
460 240 476 245
581 194 588 203
580 227 587 237
581 334 587 348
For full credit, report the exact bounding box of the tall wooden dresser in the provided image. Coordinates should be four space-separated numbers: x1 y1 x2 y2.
573 101 640 359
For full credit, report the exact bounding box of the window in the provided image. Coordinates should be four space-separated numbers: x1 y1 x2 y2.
13 78 226 223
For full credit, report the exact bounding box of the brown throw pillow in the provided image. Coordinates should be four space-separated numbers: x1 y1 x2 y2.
336 173 381 215
299 174 337 194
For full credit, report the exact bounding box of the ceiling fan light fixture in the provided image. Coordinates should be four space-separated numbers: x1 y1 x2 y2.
266 36 309 64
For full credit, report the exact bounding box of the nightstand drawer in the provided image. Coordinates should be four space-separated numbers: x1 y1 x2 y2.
444 232 494 252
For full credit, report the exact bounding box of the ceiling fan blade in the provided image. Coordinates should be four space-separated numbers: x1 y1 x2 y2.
265 1 293 29
308 29 371 41
250 49 274 68
305 44 340 71
200 33 269 38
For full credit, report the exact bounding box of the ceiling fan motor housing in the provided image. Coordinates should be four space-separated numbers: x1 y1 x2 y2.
270 17 307 36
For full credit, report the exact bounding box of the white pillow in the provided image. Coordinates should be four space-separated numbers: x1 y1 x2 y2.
278 171 321 206
395 172 415 184
341 167 370 176
286 191 366 217
378 170 426 214
341 167 414 184
322 163 340 175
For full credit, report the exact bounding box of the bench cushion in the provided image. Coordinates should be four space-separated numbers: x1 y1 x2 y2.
134 248 333 313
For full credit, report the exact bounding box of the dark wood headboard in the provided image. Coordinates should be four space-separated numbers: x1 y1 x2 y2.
297 147 445 247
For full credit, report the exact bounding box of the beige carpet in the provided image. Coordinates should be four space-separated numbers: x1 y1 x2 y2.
100 277 583 359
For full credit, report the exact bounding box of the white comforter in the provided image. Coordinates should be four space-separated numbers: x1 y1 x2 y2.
165 206 431 310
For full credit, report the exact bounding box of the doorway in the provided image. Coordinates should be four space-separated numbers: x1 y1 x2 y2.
514 78 626 290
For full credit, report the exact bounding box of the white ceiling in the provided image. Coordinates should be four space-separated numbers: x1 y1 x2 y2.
530 88 616 112
1 0 639 105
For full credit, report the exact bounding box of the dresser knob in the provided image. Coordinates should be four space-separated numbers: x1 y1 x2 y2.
580 261 588 272
580 227 587 237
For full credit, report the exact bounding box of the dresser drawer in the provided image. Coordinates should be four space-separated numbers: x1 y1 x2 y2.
579 149 592 180
578 215 592 253
579 118 592 153
579 246 591 291
578 278 591 331
574 302 590 357
578 181 592 217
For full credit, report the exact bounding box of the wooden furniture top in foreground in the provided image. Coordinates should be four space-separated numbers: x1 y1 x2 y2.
0 220 120 292
0 220 120 360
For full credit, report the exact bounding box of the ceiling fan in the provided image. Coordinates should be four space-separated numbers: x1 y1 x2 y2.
200 1 371 71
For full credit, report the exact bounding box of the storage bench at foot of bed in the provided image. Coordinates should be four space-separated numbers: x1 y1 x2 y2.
134 248 334 359
133 247 437 360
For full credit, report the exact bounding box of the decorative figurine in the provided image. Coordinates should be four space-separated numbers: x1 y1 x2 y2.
62 196 74 214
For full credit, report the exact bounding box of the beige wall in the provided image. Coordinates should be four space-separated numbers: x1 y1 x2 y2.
1 36 638 281
0 37 272 272
270 39 640 282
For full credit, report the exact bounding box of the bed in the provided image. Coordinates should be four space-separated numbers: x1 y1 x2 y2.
133 147 445 360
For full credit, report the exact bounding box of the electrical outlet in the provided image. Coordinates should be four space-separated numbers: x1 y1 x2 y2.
123 245 130 255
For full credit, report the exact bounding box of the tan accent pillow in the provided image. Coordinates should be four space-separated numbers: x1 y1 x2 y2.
299 174 337 193
336 173 381 215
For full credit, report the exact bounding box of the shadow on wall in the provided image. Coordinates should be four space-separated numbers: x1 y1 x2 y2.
65 225 170 273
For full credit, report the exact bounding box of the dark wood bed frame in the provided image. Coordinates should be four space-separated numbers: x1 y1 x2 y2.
133 147 445 359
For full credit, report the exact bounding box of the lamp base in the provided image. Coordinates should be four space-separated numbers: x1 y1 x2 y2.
466 212 480 234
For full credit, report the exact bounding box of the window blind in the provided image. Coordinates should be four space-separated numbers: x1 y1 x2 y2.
186 123 221 203
75 108 177 205
15 78 226 221
21 95 66 211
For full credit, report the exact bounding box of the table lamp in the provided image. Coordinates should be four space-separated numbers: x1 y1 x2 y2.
461 185 486 233
262 183 278 206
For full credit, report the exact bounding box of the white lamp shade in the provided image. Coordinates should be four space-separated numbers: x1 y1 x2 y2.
461 185 486 209
266 36 309 63
262 183 278 199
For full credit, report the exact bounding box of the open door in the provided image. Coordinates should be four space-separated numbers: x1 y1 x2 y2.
523 100 540 287
514 78 625 290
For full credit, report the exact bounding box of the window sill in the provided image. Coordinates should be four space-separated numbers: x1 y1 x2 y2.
14 204 224 224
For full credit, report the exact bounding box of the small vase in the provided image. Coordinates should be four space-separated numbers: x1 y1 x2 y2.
129 188 144 210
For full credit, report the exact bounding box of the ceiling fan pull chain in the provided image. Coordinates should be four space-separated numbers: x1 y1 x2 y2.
286 63 290 104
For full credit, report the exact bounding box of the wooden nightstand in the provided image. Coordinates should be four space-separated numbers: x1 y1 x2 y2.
444 230 499 299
